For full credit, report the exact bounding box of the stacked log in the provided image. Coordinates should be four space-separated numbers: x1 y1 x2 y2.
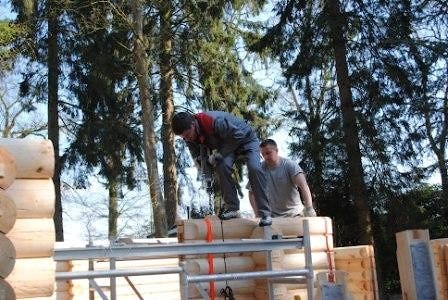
177 216 334 299
429 238 448 299
0 138 56 299
334 245 379 300
63 251 180 299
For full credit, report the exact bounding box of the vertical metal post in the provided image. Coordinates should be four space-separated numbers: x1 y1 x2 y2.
88 240 95 300
263 226 274 300
109 239 117 300
303 219 314 300
179 261 189 300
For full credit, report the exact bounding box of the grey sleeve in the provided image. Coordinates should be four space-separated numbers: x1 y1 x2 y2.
286 159 303 181
214 117 248 140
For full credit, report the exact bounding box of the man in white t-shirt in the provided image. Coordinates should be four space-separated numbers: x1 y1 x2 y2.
248 139 317 217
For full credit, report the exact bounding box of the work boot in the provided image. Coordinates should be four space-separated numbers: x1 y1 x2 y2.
219 209 241 220
259 216 272 227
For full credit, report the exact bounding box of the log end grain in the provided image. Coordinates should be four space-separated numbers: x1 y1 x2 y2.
0 192 17 234
0 233 16 278
0 147 17 189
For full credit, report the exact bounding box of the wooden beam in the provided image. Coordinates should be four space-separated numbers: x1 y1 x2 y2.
0 138 54 179
6 218 55 258
4 179 55 219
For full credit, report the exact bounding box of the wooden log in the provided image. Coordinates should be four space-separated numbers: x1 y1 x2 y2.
0 147 17 189
5 257 55 298
4 179 55 218
184 256 255 274
334 245 374 260
56 279 73 293
0 138 54 179
430 242 448 298
344 270 375 282
55 291 73 300
0 278 16 300
280 251 330 270
271 216 333 236
256 286 318 300
0 191 16 234
6 218 55 258
335 258 375 271
101 257 178 269
177 216 258 241
252 249 284 267
249 224 284 240
250 225 333 252
94 274 180 288
177 216 333 241
430 238 448 250
343 280 376 293
56 261 73 293
444 245 448 274
56 261 73 272
0 233 16 278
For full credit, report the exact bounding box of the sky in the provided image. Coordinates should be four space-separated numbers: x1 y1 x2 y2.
0 0 14 20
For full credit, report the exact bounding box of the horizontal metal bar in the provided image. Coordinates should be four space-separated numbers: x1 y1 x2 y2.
54 239 303 261
269 277 308 284
56 267 183 280
187 269 310 283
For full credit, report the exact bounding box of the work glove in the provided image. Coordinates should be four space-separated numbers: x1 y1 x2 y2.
303 206 317 217
208 150 223 167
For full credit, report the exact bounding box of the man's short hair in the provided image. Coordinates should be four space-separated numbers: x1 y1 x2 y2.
260 138 277 148
172 112 195 135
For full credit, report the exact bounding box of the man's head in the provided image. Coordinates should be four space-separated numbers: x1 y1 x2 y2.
172 112 197 142
260 139 279 168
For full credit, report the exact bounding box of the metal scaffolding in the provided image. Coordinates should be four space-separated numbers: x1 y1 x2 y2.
54 219 314 300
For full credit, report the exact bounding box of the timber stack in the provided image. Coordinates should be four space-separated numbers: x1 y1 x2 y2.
0 138 56 299
334 245 379 299
177 216 336 299
430 238 448 299
64 248 180 299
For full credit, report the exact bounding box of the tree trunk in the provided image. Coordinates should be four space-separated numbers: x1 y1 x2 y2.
438 154 448 202
159 0 178 231
324 0 374 245
47 0 63 241
108 177 118 239
131 0 167 237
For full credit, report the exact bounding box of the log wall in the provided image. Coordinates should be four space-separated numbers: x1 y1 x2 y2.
334 245 379 300
0 138 56 300
430 238 448 299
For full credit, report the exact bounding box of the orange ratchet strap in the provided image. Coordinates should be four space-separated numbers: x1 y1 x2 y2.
205 216 215 299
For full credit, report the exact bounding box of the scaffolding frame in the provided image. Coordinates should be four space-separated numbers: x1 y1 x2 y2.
54 219 314 299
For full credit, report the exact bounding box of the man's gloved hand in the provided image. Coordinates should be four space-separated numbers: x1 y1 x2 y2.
303 206 317 217
208 150 223 167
